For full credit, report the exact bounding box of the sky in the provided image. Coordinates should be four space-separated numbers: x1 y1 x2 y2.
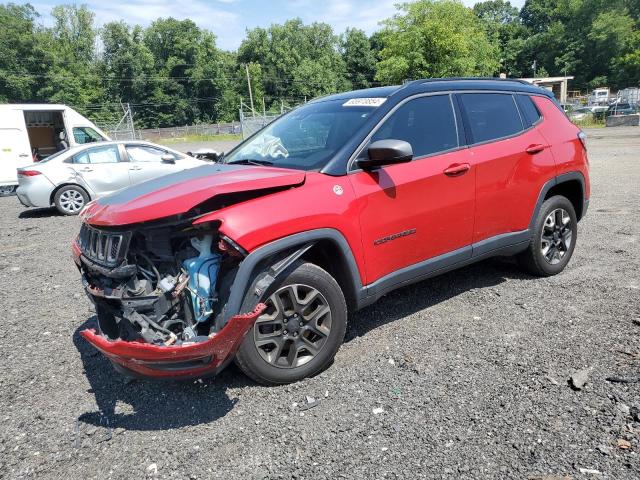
20 0 527 51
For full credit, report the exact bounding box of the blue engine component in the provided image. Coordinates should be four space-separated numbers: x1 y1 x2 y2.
182 235 221 323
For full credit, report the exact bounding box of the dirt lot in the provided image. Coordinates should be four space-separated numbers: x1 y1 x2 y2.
0 127 639 479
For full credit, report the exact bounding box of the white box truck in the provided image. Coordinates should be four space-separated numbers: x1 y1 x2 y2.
0 104 110 194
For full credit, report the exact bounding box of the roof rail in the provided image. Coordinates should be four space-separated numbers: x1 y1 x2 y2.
415 77 532 85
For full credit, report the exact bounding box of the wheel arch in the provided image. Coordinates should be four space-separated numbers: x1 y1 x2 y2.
530 172 587 229
50 182 92 206
544 177 585 220
222 229 364 325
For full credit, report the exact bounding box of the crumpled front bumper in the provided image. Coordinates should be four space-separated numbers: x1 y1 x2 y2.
80 304 265 379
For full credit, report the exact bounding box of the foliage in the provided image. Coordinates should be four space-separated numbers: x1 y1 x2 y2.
341 28 377 89
376 0 500 84
238 19 349 104
0 4 44 102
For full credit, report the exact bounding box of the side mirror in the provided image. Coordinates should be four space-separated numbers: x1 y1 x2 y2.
357 139 413 170
161 154 176 164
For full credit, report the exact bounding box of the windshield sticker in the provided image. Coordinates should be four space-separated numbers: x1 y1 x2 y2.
343 98 387 107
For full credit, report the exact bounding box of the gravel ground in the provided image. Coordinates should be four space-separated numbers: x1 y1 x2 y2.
0 127 639 480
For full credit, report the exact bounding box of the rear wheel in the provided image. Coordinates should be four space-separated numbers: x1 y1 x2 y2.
54 185 89 215
235 261 347 385
518 195 578 276
0 185 16 196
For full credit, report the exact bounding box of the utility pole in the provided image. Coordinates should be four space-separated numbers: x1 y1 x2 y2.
245 64 255 118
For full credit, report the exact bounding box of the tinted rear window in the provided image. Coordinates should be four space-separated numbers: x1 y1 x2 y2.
515 95 542 127
371 94 458 158
460 93 523 144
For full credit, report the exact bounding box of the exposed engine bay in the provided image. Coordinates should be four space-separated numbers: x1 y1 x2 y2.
76 220 246 347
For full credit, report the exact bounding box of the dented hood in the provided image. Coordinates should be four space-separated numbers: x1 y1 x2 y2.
82 164 306 226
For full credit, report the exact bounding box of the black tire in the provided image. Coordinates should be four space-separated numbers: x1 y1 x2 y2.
235 261 347 385
518 195 578 276
54 185 89 215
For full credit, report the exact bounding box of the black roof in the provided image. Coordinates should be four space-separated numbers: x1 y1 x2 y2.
312 77 553 103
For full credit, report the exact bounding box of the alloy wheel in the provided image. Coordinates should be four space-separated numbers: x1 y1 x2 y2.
59 189 85 214
253 283 332 369
540 208 573 265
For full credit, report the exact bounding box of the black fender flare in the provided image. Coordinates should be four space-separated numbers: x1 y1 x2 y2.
528 171 587 230
221 228 363 324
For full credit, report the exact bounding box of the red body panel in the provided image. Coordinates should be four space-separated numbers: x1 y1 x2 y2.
80 304 265 378
471 127 557 242
195 172 370 283
84 166 305 227
533 96 591 200
348 149 475 283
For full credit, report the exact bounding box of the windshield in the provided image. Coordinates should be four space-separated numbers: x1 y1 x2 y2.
224 99 379 171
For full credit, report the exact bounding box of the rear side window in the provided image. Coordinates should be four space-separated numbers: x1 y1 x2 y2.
515 95 542 127
73 145 120 164
371 95 458 158
460 93 523 144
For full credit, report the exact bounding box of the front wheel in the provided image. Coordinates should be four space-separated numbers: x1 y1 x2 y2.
235 261 347 385
518 195 578 276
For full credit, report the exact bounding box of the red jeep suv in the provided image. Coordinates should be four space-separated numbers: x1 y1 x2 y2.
74 78 590 384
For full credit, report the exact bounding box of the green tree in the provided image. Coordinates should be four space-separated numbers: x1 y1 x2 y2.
100 21 157 125
376 0 500 84
341 28 377 89
520 0 559 33
37 5 104 107
473 1 529 77
142 17 233 126
238 19 349 104
0 3 45 102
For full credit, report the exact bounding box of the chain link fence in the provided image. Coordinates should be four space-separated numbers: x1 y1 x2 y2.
239 100 297 139
88 103 139 141
84 100 300 143
137 122 241 142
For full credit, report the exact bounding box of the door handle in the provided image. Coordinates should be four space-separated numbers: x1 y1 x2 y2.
19 153 29 158
129 166 143 171
443 163 471 177
525 144 546 154
78 167 93 172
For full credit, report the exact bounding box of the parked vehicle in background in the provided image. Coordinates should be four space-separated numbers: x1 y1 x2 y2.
73 78 590 384
17 141 207 215
606 103 640 116
568 107 595 122
616 87 639 106
0 104 110 194
588 87 611 106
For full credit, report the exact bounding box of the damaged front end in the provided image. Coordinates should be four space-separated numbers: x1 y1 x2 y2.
73 220 264 379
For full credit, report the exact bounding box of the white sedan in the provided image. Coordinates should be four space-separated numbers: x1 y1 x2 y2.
16 141 209 215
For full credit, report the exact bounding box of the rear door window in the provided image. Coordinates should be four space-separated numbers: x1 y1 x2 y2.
460 93 523 144
370 94 458 158
73 145 121 164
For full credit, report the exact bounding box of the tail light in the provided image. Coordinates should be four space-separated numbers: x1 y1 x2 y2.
17 170 41 176
577 131 587 151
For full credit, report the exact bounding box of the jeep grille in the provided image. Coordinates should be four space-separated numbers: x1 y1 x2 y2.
77 224 127 267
